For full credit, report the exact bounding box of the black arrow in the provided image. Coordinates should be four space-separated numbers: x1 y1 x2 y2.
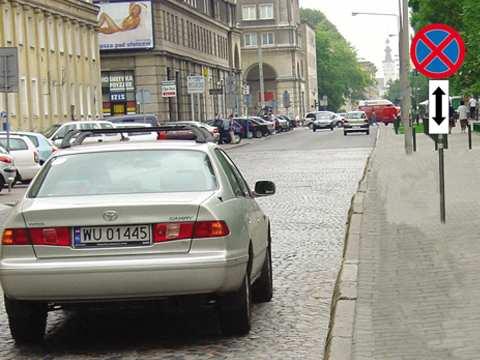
433 87 446 125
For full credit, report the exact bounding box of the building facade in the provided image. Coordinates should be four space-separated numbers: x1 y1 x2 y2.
0 0 101 131
237 0 316 117
99 0 241 122
300 23 318 113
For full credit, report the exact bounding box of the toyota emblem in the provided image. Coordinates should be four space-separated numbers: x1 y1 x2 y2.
103 210 119 222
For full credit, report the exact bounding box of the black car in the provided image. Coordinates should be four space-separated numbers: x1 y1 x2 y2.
235 118 270 138
107 114 160 127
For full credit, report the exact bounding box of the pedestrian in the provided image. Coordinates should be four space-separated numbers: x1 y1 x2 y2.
370 112 378 126
458 100 469 133
469 96 477 120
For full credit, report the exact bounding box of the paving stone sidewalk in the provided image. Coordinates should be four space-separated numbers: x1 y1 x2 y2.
353 128 480 360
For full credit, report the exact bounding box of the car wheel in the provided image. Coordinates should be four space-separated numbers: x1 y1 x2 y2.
253 241 273 303
219 271 252 336
255 130 263 138
330 126 334 131
344 132 348 136
5 297 47 344
0 176 4 192
308 123 314 130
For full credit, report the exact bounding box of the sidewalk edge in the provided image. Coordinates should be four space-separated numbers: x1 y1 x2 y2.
323 127 380 360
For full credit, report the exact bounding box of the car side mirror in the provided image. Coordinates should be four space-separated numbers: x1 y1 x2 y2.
254 181 276 197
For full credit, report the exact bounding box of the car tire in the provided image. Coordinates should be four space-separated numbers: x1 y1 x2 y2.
5 297 47 344
255 130 263 138
308 123 314 130
253 242 273 303
330 126 334 131
344 132 348 136
219 271 252 336
0 176 4 192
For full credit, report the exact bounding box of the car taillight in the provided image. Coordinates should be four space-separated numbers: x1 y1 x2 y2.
0 155 12 164
153 221 230 243
153 222 194 243
157 131 168 140
213 128 219 133
51 146 58 153
34 151 40 164
364 119 369 123
2 227 71 246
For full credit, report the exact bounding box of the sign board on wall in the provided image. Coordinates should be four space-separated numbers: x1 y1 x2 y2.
96 1 154 51
161 81 177 98
187 76 205 94
0 48 18 92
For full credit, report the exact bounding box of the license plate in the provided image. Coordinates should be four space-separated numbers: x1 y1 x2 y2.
73 225 152 248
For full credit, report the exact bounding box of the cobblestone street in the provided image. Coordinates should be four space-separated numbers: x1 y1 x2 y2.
0 128 375 359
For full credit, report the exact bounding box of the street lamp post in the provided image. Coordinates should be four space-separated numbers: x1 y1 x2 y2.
352 0 413 154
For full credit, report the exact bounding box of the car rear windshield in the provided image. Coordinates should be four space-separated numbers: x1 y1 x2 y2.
0 138 28 150
25 135 39 147
347 113 365 119
29 150 218 198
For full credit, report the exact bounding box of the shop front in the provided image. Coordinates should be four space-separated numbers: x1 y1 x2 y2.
101 71 137 117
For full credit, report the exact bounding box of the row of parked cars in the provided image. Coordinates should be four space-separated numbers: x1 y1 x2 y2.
303 111 370 135
0 114 299 191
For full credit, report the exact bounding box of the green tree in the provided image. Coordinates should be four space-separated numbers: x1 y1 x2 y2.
300 9 373 111
385 80 401 104
409 0 480 96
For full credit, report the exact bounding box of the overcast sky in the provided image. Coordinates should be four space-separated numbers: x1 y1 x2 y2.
299 0 401 78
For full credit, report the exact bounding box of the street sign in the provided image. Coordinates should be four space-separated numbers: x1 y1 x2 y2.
410 24 465 79
428 80 449 134
187 76 205 94
209 88 223 96
0 48 19 92
242 84 250 96
161 81 177 98
136 89 152 104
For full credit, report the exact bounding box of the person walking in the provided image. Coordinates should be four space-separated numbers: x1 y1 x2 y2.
458 100 469 133
370 112 378 127
469 96 477 121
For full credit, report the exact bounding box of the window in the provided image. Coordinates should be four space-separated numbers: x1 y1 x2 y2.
0 138 28 151
244 33 257 47
4 7 12 44
261 32 274 46
57 20 64 53
31 79 39 116
259 4 274 19
38 16 45 49
31 150 218 198
242 5 256 20
20 78 29 117
42 80 49 116
215 149 249 197
16 11 24 45
27 16 35 48
48 18 55 51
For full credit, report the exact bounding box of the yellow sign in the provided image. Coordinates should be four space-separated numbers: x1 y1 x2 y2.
202 68 209 78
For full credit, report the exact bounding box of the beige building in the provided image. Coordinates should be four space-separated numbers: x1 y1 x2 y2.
237 0 317 117
0 0 102 131
99 0 242 122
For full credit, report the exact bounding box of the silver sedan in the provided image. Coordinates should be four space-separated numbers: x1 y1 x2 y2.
0 140 275 343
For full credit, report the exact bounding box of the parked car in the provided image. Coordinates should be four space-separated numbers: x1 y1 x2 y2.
0 146 17 190
251 117 276 134
305 111 335 130
343 111 370 136
358 99 400 125
113 123 158 141
171 121 220 143
107 114 160 128
335 113 347 128
277 115 296 129
271 116 290 132
0 131 57 165
309 112 336 131
44 121 118 146
0 136 40 183
0 129 276 343
235 118 270 139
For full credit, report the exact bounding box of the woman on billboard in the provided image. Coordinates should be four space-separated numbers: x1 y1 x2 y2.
99 2 145 34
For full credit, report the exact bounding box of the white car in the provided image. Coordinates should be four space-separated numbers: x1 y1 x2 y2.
0 136 40 183
170 121 220 143
43 121 118 146
0 128 276 343
113 123 158 141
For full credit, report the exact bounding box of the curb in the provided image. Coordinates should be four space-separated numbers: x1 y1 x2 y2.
323 127 380 360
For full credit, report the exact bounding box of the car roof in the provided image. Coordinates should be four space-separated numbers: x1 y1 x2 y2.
114 123 152 127
54 140 215 157
0 131 46 137
108 114 158 120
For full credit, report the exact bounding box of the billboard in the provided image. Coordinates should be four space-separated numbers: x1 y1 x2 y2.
96 1 154 51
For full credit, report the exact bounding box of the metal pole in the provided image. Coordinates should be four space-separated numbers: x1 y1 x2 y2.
399 0 413 154
468 123 472 150
3 56 10 152
412 126 417 152
191 93 195 122
258 45 265 110
438 135 446 223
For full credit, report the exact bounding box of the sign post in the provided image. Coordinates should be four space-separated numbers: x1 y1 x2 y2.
187 76 205 122
410 23 466 224
0 48 19 153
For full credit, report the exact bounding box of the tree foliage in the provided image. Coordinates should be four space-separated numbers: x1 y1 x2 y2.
300 9 373 111
409 0 480 96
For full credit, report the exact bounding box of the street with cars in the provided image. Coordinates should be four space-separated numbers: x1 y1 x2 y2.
0 126 376 359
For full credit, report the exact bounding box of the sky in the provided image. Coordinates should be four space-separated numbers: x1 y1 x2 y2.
299 0 401 78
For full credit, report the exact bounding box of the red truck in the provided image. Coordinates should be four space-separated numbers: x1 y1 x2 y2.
358 100 400 125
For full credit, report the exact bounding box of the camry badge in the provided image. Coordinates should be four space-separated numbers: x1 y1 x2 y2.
103 210 119 222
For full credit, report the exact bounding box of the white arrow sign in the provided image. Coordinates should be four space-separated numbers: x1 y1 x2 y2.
429 80 449 135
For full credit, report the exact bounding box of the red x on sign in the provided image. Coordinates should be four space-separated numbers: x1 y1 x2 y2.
410 24 465 79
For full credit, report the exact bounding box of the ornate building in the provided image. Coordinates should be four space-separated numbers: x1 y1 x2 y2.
382 39 398 86
237 0 317 117
0 0 101 131
99 0 242 122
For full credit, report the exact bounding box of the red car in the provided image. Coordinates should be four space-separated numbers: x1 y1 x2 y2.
358 100 400 125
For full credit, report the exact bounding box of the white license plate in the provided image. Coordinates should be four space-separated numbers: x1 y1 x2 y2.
73 225 152 248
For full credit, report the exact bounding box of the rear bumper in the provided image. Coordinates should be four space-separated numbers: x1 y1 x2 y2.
313 123 333 128
0 252 248 301
344 124 369 131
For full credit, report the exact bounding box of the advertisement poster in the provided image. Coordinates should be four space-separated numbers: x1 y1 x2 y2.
96 1 154 51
